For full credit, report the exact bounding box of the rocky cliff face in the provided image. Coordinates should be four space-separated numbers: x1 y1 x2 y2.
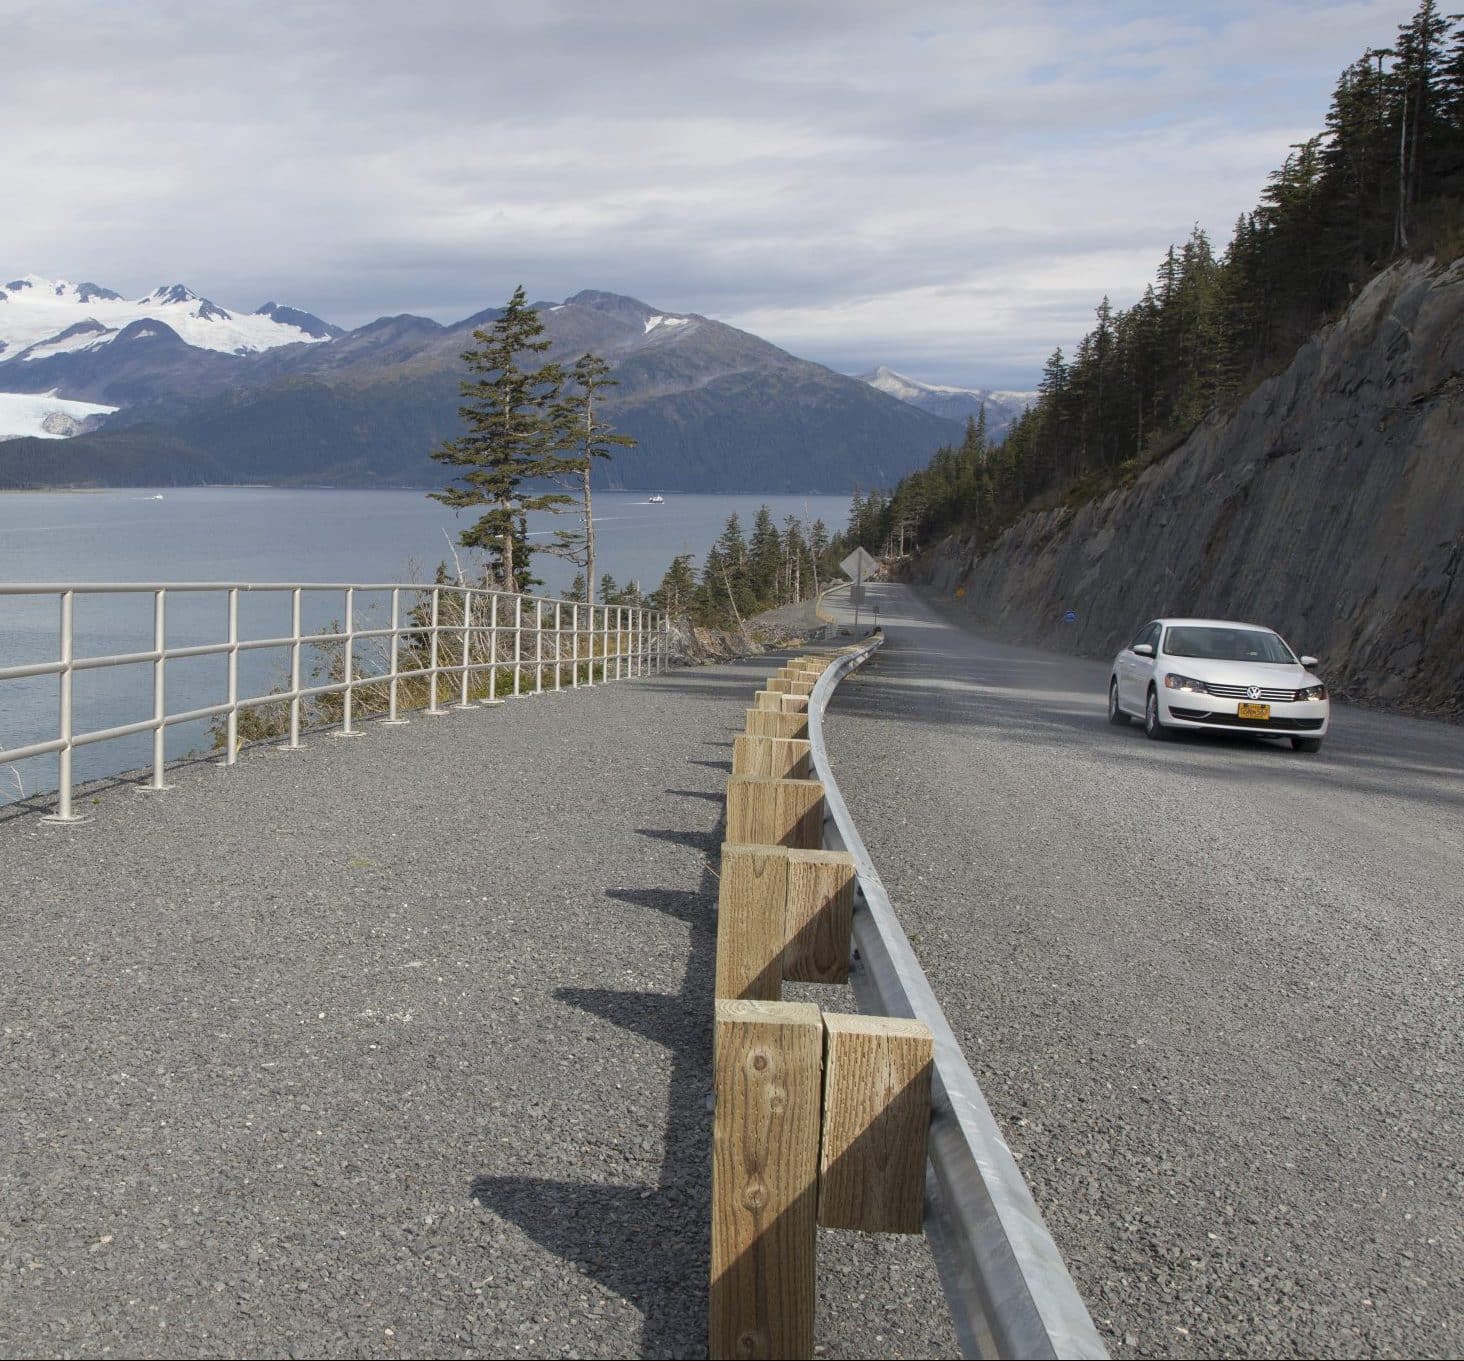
909 258 1463 715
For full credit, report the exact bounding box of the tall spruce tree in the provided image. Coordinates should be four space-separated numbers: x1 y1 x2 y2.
429 285 571 592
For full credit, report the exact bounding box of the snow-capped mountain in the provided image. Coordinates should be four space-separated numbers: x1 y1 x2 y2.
0 275 338 364
0 280 962 491
858 365 1036 436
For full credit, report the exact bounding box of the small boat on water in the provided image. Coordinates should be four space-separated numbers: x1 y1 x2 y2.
648 493 665 504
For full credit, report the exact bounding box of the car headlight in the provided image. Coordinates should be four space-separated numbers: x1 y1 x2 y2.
1297 684 1327 701
1163 673 1207 693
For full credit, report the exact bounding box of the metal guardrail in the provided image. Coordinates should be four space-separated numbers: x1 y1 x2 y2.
806 635 1108 1360
0 581 666 822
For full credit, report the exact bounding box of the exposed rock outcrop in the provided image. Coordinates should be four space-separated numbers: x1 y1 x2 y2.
909 258 1463 715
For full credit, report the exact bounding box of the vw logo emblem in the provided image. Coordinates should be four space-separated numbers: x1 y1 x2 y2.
1247 685 1262 700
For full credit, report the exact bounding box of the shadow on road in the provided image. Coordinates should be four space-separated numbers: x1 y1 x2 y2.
466 656 800 1357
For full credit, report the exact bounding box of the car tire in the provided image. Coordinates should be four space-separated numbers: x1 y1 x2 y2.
1108 679 1129 725
1292 736 1323 753
1144 687 1171 741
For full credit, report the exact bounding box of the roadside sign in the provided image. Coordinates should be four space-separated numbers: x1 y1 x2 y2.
840 547 877 580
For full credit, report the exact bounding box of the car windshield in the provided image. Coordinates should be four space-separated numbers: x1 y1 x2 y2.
1164 626 1296 664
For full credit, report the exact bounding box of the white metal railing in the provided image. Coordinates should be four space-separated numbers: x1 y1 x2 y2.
808 635 1108 1360
0 581 667 822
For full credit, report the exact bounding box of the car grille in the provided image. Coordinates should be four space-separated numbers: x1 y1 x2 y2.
1169 708 1324 730
1202 682 1299 701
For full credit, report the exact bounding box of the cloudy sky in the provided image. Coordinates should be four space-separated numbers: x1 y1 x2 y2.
4 0 1417 387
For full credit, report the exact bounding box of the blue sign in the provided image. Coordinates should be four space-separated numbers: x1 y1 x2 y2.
1062 610 1078 624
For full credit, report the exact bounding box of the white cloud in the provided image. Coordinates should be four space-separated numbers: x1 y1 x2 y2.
0 0 1422 385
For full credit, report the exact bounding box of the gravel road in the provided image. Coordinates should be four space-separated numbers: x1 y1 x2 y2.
820 580 1463 1360
1 657 951 1359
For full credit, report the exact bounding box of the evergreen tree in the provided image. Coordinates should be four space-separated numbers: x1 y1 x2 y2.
429 285 572 591
549 353 636 606
748 505 782 602
653 553 698 615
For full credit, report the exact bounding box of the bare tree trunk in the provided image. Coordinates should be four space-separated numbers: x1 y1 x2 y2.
501 497 516 593
719 558 744 632
582 464 596 606
1396 78 1410 250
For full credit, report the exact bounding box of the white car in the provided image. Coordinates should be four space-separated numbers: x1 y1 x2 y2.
1108 617 1329 752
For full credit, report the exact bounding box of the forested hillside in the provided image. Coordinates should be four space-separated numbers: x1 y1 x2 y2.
845 0 1464 557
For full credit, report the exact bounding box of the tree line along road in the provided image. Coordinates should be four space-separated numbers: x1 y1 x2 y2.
819 579 1462 1360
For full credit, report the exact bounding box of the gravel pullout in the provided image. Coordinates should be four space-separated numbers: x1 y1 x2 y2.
1 657 954 1359
821 581 1464 1360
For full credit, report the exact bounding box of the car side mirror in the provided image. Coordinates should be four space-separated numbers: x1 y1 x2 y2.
1299 655 1318 667
1133 643 1155 657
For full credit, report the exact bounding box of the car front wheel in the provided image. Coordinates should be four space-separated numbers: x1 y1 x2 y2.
1144 688 1171 741
1292 736 1323 753
1108 678 1129 725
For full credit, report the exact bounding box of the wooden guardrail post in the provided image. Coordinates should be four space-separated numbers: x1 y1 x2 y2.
818 1014 933 1234
732 735 811 779
711 999 823 1361
726 775 824 849
784 850 854 983
715 844 790 1001
745 709 809 741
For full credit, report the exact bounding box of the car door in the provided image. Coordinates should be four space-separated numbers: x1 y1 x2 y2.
1119 621 1159 711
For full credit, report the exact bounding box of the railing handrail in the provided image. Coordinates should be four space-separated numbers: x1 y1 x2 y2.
2 579 667 821
807 635 1108 1360
0 580 590 606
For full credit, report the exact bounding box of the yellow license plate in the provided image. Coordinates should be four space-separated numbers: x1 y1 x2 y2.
1237 702 1270 720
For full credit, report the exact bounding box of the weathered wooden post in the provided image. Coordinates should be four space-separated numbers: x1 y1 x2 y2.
731 735 811 779
726 775 824 849
710 999 822 1360
715 843 790 1001
745 709 808 741
818 1014 933 1234
783 850 855 983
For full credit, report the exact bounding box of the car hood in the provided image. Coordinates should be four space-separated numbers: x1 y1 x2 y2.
1163 658 1319 687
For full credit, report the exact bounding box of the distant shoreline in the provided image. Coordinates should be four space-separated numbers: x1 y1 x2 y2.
0 483 855 497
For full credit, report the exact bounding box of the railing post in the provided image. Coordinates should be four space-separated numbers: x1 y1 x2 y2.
553 600 563 692
617 607 625 681
143 588 172 789
513 593 523 697
534 599 544 695
283 587 306 749
426 586 446 715
484 592 503 705
224 587 240 762
455 588 475 710
572 602 580 688
40 589 83 824
383 587 409 726
334 586 364 737
585 603 596 687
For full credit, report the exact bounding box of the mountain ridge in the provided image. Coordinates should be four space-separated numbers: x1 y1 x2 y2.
858 365 1035 436
0 277 963 492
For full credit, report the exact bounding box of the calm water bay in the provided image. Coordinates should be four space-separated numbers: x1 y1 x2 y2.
0 488 849 803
